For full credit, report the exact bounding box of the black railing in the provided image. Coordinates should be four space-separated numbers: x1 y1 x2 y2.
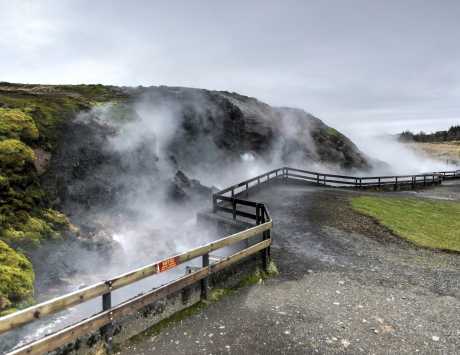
212 167 460 215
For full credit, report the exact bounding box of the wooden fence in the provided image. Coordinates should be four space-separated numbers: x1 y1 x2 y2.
0 197 272 354
2 165 459 354
284 167 445 189
212 167 460 214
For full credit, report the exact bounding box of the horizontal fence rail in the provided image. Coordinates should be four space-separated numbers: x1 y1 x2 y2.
2 165 459 354
212 168 459 219
8 239 271 355
1 210 272 354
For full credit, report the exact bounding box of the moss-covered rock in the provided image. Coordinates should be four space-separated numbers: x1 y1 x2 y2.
0 108 39 142
1 208 72 246
0 83 125 313
0 240 34 314
0 139 35 170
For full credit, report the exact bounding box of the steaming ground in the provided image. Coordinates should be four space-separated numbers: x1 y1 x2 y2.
2 85 458 352
120 180 460 355
345 133 459 175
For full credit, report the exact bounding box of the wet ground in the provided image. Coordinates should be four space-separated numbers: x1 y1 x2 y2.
119 181 460 354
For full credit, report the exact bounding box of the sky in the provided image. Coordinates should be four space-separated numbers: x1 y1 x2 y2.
1 0 459 135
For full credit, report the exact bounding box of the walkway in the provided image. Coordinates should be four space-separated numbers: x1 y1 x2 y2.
120 182 460 354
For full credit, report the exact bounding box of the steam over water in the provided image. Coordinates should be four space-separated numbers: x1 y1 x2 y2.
2 90 458 352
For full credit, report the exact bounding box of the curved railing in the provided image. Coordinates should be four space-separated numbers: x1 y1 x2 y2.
1 166 459 354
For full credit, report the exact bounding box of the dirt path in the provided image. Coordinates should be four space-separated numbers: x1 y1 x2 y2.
119 182 460 355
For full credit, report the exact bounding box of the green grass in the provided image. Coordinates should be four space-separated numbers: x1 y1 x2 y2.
351 196 460 252
325 126 341 138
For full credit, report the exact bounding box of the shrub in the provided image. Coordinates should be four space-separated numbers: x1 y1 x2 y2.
0 108 39 141
0 240 34 312
0 139 35 170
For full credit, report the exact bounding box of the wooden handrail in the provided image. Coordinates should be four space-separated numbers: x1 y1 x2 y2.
3 165 458 354
0 221 272 334
9 239 271 355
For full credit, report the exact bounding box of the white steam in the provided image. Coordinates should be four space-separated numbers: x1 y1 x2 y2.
347 132 458 175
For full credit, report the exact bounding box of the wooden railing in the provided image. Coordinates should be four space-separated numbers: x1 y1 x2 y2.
211 168 459 209
436 170 460 180
284 167 445 189
2 165 459 354
0 197 272 354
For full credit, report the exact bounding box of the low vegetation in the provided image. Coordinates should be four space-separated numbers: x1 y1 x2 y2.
406 141 460 165
0 241 34 315
0 83 125 313
351 196 460 252
399 125 460 143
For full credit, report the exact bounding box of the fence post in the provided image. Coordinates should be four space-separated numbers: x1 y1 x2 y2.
102 282 113 352
232 199 237 220
258 206 269 272
212 194 217 213
201 253 209 300
246 182 249 197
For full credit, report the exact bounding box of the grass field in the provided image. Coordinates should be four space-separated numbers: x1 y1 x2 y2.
406 141 460 165
351 196 460 252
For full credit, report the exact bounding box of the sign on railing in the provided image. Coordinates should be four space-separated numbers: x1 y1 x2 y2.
1 215 272 354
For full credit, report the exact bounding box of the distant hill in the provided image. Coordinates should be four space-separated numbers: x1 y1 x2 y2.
399 126 460 142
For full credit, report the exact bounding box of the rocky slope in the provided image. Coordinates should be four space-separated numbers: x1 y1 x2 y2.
0 82 370 314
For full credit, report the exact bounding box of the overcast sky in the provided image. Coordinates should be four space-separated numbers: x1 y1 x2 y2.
1 0 459 134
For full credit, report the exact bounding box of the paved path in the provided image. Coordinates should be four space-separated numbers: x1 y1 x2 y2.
119 182 460 354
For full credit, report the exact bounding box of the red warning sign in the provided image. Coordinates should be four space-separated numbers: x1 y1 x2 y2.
156 257 178 273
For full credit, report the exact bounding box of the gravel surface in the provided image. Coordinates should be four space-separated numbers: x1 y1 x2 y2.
119 181 460 354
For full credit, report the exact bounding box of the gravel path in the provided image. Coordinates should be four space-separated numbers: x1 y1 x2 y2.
119 182 460 354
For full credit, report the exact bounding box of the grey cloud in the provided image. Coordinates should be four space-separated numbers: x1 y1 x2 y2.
0 0 459 133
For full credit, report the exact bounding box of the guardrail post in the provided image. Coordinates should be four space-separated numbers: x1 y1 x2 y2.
212 194 217 213
102 282 113 352
378 177 381 189
201 253 209 300
232 199 237 220
246 182 249 197
423 175 426 186
258 205 269 272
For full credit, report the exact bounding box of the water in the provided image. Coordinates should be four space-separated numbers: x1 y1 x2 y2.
0 212 239 353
